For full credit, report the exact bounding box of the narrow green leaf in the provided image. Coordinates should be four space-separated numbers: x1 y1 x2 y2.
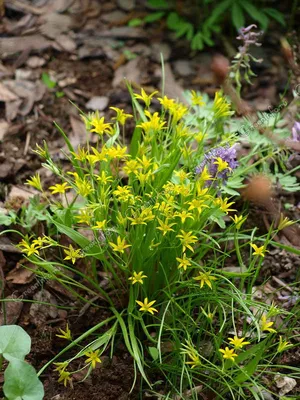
51 219 104 260
241 1 269 29
263 8 285 26
231 3 245 30
144 11 165 23
41 72 56 89
207 0 232 25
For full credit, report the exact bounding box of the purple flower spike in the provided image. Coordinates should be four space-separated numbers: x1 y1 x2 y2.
236 25 263 55
195 146 238 187
292 121 300 142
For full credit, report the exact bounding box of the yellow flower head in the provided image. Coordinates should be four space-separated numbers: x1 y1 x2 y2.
176 254 192 271
250 243 267 257
75 208 92 225
85 349 101 369
18 239 40 257
157 95 175 110
123 159 140 175
25 173 42 191
212 92 233 118
174 210 194 224
230 215 246 230
181 340 201 369
134 88 158 108
92 220 107 230
74 178 94 197
32 236 52 247
64 244 84 264
49 182 72 195
128 271 147 285
193 271 217 289
214 157 230 172
201 306 216 322
56 324 72 341
71 145 88 162
96 171 113 185
54 361 69 373
128 208 155 226
277 336 292 353
113 185 133 202
190 90 204 106
34 142 48 159
88 147 108 164
228 336 250 350
110 107 133 125
106 144 128 159
219 347 238 362
176 230 198 252
156 218 176 236
109 236 131 254
215 198 236 214
260 314 276 333
136 298 158 315
174 169 190 183
277 214 295 231
169 102 188 122
137 111 166 133
188 199 208 214
57 370 72 387
198 165 212 184
89 111 111 136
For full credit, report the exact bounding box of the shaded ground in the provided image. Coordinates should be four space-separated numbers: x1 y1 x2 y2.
0 0 300 399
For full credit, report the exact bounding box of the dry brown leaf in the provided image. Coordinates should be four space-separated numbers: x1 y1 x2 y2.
39 12 72 39
0 35 52 57
0 295 23 325
163 63 188 105
8 185 39 202
0 120 9 141
6 263 37 285
112 57 142 87
3 80 45 119
69 115 87 148
53 34 77 53
6 0 48 15
30 289 58 326
0 82 18 102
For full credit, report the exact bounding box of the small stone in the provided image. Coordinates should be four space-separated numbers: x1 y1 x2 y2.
117 0 135 10
26 56 46 68
173 60 194 77
86 96 109 111
275 375 297 396
151 43 171 63
0 120 9 141
102 10 126 23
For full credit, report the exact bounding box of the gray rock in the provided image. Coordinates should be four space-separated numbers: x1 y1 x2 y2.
173 60 194 76
102 10 126 23
117 0 135 11
86 96 109 111
151 43 171 63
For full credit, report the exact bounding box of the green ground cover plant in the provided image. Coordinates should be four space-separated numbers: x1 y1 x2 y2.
0 325 44 400
129 0 287 50
7 82 299 399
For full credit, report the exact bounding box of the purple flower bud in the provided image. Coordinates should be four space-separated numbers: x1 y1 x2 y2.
292 121 300 142
195 146 238 186
236 25 263 56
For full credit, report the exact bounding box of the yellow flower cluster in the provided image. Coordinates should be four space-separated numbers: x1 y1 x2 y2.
18 236 53 257
219 335 250 362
